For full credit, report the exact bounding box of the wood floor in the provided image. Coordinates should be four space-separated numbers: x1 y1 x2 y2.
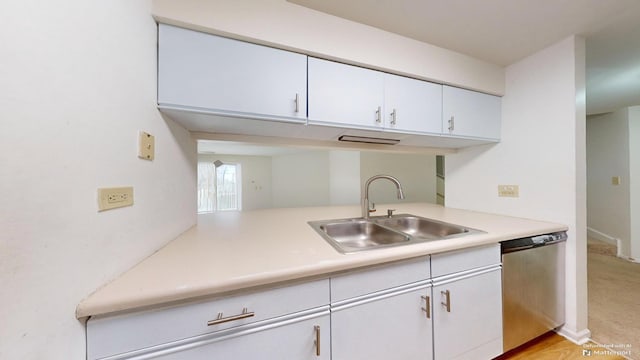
496 332 628 360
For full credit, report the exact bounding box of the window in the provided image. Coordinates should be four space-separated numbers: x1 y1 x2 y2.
197 161 241 213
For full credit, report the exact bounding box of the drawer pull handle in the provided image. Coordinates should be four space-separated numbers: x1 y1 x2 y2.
421 295 431 319
441 290 451 312
390 108 397 125
375 106 382 123
314 325 321 356
294 93 300 113
207 307 255 326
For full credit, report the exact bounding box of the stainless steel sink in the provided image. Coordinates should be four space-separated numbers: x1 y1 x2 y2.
309 214 483 254
372 215 470 239
313 219 410 253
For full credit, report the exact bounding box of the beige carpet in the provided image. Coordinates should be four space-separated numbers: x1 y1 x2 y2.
588 238 640 360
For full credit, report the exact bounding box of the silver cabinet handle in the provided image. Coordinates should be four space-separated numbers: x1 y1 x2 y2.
375 106 382 123
448 116 455 132
314 325 321 356
441 290 451 312
294 93 300 113
390 108 397 125
421 295 431 319
207 307 255 326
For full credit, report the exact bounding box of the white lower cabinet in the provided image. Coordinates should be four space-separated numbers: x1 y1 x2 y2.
86 280 330 360
432 268 503 360
86 247 504 360
331 283 433 360
330 257 432 360
152 312 330 360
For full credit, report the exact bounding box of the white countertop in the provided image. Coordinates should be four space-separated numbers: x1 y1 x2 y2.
76 203 567 319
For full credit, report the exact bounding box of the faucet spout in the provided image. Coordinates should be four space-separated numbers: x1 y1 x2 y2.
362 175 405 219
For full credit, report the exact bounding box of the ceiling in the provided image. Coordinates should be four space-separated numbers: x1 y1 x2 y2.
288 0 640 115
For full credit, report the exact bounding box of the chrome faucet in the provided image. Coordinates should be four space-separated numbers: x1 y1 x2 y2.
362 175 405 219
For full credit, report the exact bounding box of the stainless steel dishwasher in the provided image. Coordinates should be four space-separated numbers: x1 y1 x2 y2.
501 232 567 352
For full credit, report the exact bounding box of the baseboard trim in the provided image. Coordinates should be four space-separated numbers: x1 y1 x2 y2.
616 255 640 263
587 227 623 257
587 227 617 245
556 326 591 345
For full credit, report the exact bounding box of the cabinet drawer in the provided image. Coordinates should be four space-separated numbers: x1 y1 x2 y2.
87 279 329 359
331 257 429 302
431 244 500 278
152 313 330 360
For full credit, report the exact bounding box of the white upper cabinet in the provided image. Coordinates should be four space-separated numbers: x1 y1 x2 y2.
384 73 442 134
308 57 443 134
442 85 501 140
158 24 307 122
308 57 385 129
157 24 502 147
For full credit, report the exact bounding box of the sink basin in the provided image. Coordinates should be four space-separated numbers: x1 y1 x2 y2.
314 220 410 253
309 214 484 254
373 215 469 239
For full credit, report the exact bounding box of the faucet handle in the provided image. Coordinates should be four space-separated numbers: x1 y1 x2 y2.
387 209 396 218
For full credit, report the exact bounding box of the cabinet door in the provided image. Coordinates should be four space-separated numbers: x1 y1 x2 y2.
384 73 442 134
332 285 433 360
158 24 307 121
153 315 330 360
442 85 501 140
308 57 385 129
432 268 503 360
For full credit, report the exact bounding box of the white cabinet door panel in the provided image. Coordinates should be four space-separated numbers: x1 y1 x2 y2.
432 268 503 360
154 315 330 360
158 24 306 121
308 57 384 129
332 285 433 360
385 73 442 134
442 85 501 140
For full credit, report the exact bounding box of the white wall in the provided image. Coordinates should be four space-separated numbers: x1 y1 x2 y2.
445 36 589 342
329 150 361 205
360 152 437 205
151 0 504 96
272 151 331 208
0 1 196 359
629 106 640 260
586 109 631 255
199 154 273 210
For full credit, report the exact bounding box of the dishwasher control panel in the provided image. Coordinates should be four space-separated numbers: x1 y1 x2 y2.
501 231 567 253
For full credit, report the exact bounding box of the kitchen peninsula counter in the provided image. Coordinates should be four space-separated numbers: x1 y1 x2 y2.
76 203 567 319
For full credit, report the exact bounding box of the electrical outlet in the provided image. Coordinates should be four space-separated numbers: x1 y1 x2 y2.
98 187 134 211
498 185 519 198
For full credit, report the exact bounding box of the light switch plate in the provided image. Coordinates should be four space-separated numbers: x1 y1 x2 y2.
612 176 621 185
138 131 155 160
498 185 519 198
98 187 134 211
